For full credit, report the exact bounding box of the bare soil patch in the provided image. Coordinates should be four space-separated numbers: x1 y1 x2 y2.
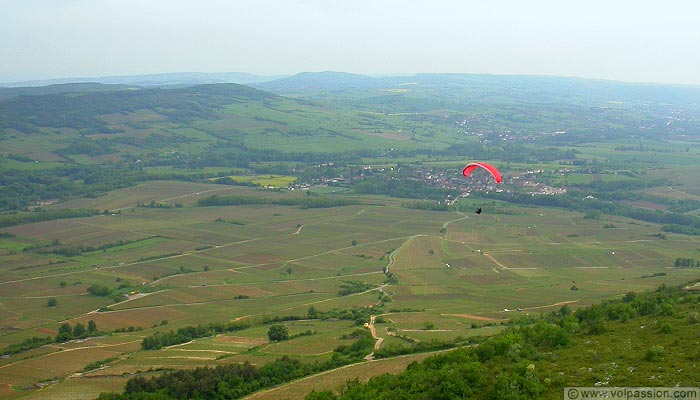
215 336 267 346
442 314 505 322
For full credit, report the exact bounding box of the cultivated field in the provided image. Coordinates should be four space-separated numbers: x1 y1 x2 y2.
1 181 699 399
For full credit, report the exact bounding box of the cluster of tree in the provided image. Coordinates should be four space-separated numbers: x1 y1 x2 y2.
565 177 658 193
87 284 112 297
665 199 700 214
197 195 268 206
333 329 375 360
56 320 99 342
313 306 377 327
353 177 458 201
662 224 700 236
267 324 289 341
383 271 398 285
337 281 375 296
54 140 114 156
295 197 360 209
214 217 246 225
136 201 180 209
211 176 260 187
83 356 119 373
0 208 101 228
97 357 318 400
141 320 253 350
401 200 451 211
43 245 92 257
0 165 153 211
0 336 54 356
34 237 152 257
674 258 700 268
1 318 144 358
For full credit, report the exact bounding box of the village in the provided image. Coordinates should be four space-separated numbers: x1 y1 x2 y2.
289 162 568 202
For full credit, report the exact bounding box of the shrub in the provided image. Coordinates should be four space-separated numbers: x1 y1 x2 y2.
659 322 672 334
267 324 289 342
645 345 664 362
87 284 110 297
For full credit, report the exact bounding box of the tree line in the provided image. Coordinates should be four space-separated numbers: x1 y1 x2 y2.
2 320 100 356
100 327 375 400
674 258 700 268
0 208 101 228
140 305 378 351
480 191 700 235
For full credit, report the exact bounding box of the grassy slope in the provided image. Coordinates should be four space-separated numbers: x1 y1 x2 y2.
281 285 700 400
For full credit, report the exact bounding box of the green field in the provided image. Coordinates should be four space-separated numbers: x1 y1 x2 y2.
208 174 298 187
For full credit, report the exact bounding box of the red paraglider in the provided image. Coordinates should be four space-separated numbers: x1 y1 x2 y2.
462 162 502 183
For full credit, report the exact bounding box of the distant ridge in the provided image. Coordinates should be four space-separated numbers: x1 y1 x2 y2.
5 72 699 106
252 71 382 91
254 72 700 105
0 72 282 88
0 82 139 101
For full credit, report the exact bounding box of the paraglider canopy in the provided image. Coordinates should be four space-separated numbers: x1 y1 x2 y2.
462 162 502 183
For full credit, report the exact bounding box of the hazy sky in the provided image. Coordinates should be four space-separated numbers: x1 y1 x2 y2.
2 0 699 85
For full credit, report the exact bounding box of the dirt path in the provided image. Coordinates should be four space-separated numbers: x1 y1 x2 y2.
384 234 429 273
517 300 580 312
483 252 509 270
442 212 467 230
442 313 506 322
289 207 368 234
364 315 383 360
